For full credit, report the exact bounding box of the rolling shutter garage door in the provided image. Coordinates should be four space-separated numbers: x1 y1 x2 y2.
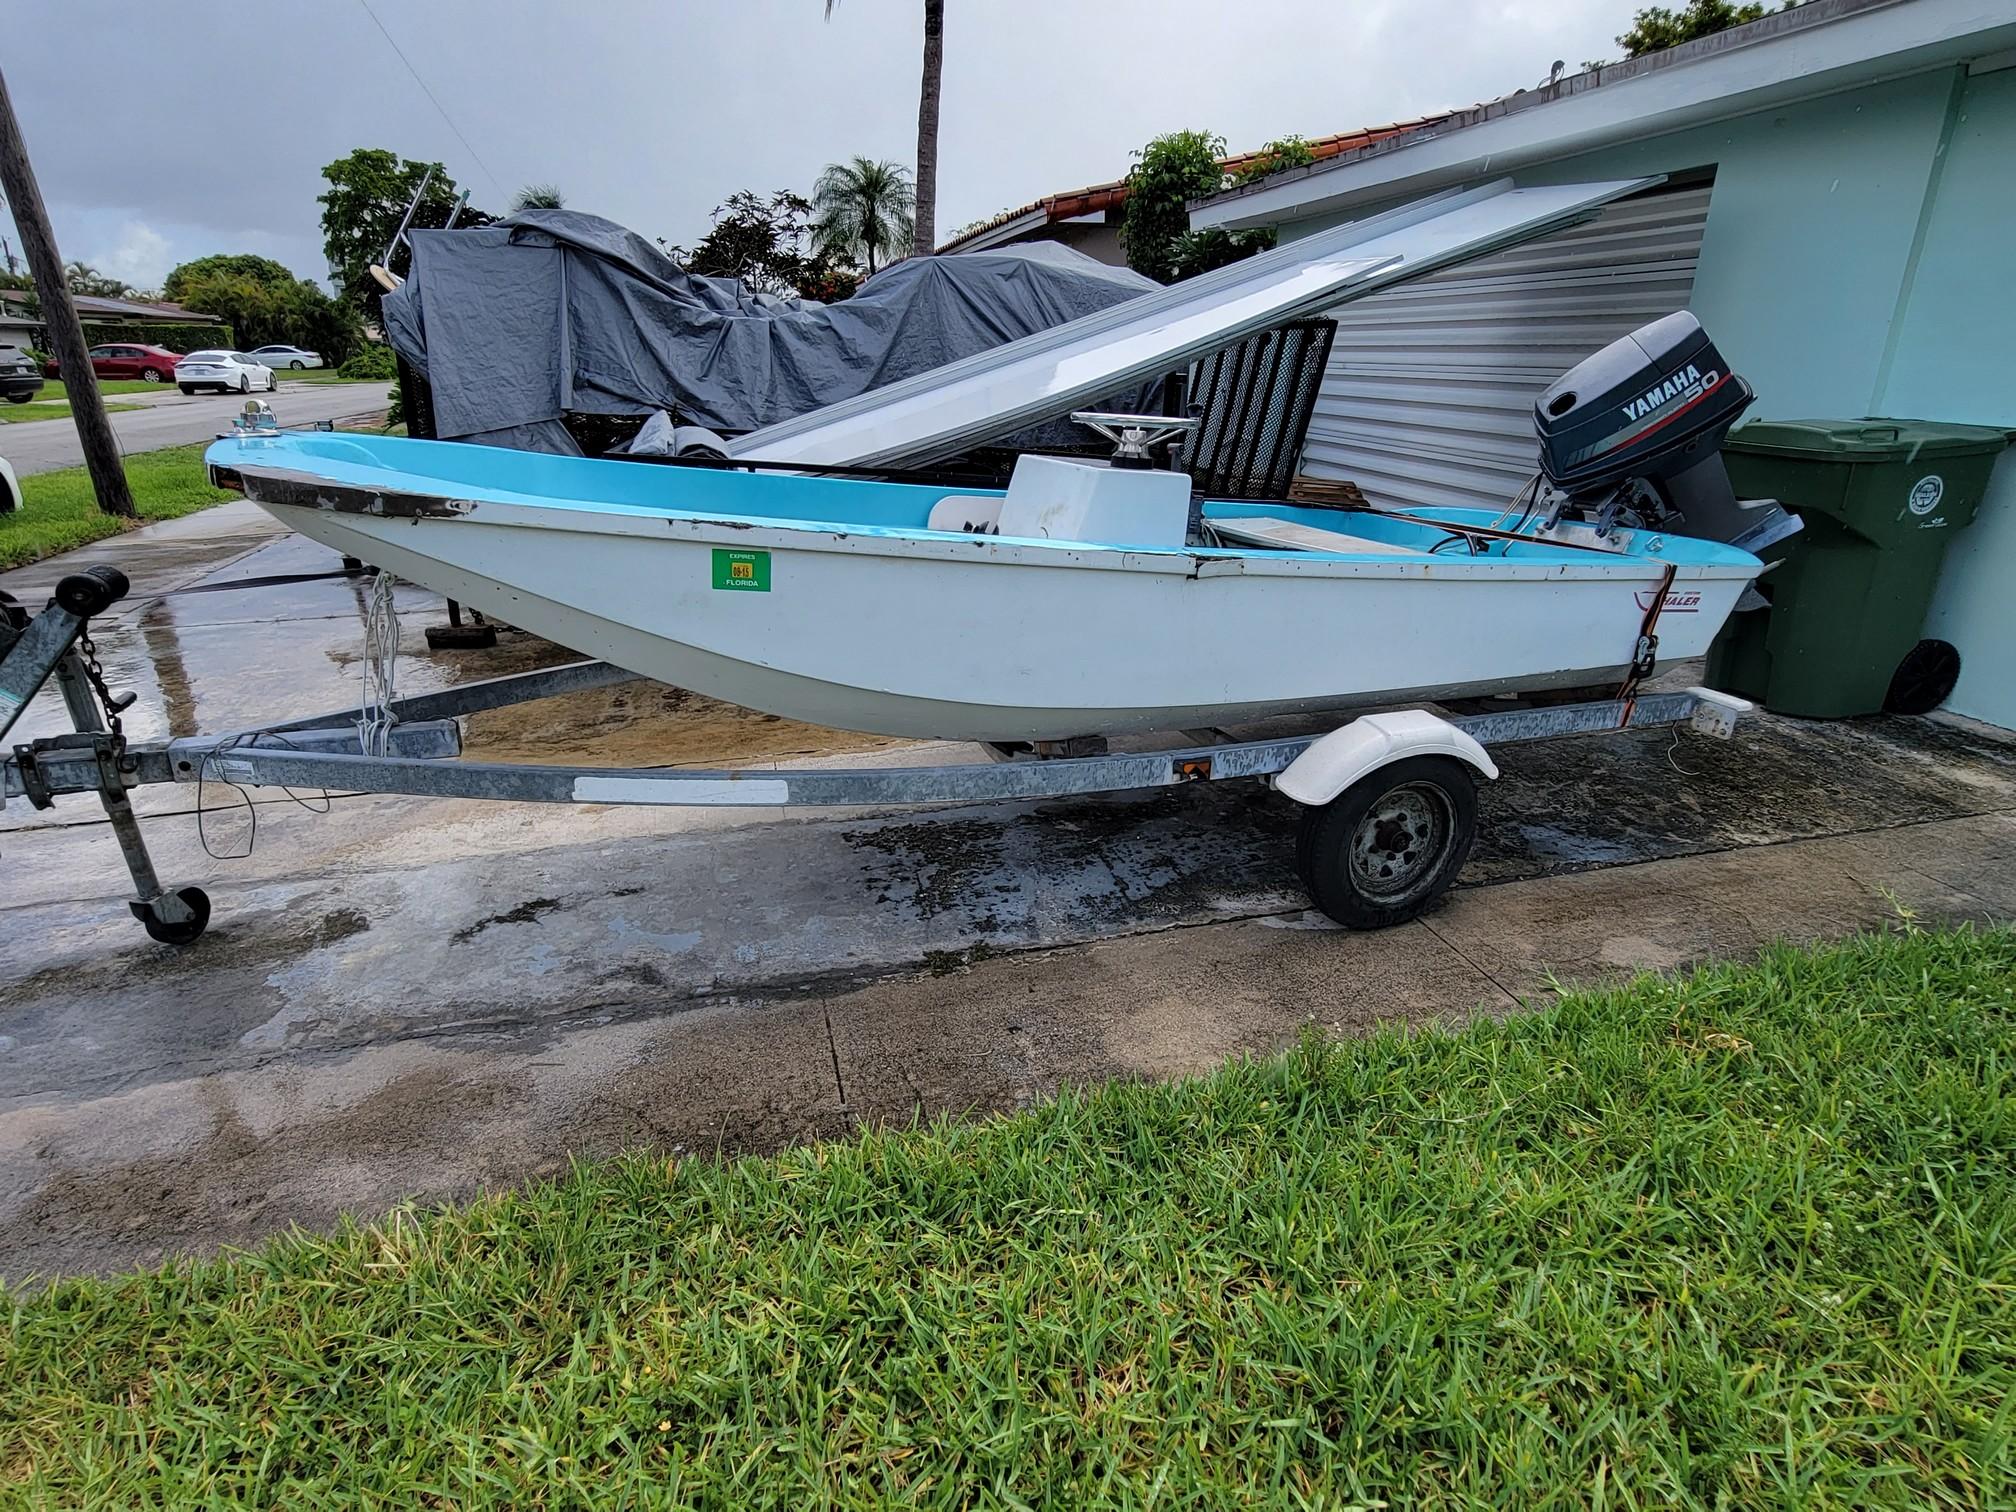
1298 181 1713 512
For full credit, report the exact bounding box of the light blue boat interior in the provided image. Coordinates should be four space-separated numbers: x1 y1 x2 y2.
207 431 1762 568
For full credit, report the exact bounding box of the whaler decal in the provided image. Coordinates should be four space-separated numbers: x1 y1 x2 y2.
1634 587 1703 613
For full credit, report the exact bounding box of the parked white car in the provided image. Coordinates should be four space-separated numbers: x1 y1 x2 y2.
175 351 277 396
247 344 323 370
0 452 19 514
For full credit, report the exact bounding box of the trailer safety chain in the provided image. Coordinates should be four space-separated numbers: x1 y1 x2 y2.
74 623 127 760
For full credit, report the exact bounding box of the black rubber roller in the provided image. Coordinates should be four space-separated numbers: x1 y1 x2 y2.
54 564 130 618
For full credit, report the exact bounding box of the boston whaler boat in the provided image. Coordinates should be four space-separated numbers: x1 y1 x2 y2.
205 311 1776 745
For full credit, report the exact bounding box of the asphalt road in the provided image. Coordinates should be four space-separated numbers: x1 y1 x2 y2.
2 380 393 476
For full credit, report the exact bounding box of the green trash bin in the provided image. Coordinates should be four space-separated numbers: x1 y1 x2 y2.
1706 419 2009 718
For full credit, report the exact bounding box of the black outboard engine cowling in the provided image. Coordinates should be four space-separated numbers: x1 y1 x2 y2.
1533 312 1759 542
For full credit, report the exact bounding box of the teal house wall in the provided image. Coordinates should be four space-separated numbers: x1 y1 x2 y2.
1880 67 2016 727
1276 61 2015 724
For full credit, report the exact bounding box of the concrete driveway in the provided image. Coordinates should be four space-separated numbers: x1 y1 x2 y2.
3 506 2013 1278
3 380 392 475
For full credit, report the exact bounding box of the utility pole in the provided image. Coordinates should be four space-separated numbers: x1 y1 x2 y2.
0 64 134 517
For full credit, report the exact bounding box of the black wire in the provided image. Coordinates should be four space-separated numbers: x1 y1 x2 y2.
196 731 332 861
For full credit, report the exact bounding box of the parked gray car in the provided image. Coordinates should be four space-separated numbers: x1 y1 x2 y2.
246 344 322 370
0 344 45 403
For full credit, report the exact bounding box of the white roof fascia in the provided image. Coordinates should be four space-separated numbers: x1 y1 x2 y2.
939 207 1050 255
1193 0 2016 230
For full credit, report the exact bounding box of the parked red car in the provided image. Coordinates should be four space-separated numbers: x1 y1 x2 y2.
42 343 184 384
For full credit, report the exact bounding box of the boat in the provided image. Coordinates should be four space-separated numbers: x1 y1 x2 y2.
206 372 1769 744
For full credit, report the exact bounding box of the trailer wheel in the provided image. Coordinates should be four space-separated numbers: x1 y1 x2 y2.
1295 756 1478 929
132 886 211 946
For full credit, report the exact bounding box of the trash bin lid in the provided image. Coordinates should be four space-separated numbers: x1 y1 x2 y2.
1726 418 2012 463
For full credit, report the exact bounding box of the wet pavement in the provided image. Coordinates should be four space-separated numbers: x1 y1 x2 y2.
2 502 2014 1277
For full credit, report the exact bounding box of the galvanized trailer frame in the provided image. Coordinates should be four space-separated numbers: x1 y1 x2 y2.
2 565 1750 944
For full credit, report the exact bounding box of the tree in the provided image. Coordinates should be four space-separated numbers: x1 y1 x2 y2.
164 256 365 365
63 260 130 298
911 0 943 257
162 254 296 303
1618 0 1770 56
1121 130 1226 283
664 190 863 302
667 190 814 295
317 148 492 322
510 184 565 212
1158 137 1319 282
812 157 914 277
825 1 945 258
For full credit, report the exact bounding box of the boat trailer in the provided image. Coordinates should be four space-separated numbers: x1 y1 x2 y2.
2 564 1752 944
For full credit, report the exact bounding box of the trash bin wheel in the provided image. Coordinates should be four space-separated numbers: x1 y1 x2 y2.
1885 638 1962 717
1295 755 1478 929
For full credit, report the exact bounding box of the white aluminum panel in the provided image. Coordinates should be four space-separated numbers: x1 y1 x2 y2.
732 176 1660 469
1300 183 1713 513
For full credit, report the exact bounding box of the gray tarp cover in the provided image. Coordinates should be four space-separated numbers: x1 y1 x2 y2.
381 209 1157 454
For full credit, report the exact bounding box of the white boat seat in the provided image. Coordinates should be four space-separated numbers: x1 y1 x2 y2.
1212 515 1430 557
927 495 1003 534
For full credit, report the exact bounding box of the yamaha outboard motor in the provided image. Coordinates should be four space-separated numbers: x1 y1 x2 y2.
1532 313 1788 550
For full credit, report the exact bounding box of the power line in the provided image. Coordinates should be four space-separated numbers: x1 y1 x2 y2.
355 0 507 200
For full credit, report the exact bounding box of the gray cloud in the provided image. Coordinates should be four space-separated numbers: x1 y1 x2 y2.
5 0 1629 290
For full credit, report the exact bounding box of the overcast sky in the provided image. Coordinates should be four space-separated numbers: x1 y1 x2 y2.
6 0 1631 293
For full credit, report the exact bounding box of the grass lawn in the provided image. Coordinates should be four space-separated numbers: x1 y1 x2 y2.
0 445 235 570
3 926 2012 1507
0 399 142 425
40 377 175 399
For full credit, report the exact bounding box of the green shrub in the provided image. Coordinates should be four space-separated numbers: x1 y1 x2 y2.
386 378 404 429
338 345 397 380
1169 226 1276 281
74 321 234 354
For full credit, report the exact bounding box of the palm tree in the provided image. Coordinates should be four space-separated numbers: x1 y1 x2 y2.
510 184 565 212
63 260 128 297
825 0 944 257
812 157 914 276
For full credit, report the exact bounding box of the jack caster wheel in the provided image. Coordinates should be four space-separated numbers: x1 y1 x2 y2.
1295 755 1478 929
131 886 211 946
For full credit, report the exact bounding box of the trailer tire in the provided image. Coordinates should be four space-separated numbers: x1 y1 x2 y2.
1295 755 1477 929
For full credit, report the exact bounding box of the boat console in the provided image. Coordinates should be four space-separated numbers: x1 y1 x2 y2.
993 454 1193 548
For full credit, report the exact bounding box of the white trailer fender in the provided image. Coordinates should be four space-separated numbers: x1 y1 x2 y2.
1274 709 1498 808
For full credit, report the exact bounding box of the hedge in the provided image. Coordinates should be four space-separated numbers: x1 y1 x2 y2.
74 321 235 354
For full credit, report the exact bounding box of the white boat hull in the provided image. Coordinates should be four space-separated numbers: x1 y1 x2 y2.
262 490 1754 742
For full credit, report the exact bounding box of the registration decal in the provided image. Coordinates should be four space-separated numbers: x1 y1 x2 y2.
711 548 771 591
